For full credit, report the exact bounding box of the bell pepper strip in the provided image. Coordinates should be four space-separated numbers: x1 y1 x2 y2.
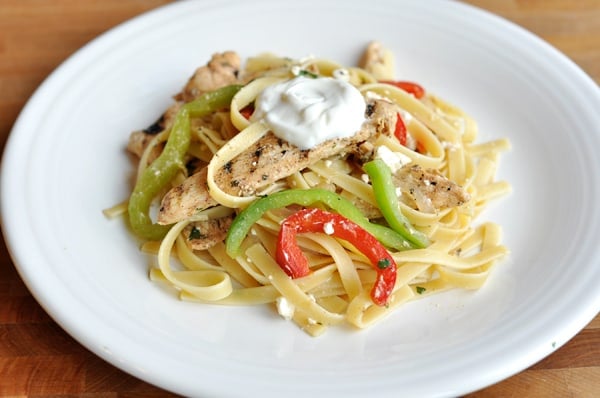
277 208 397 306
225 188 416 258
128 84 243 240
239 104 254 120
394 113 407 146
416 141 427 154
380 81 425 99
363 159 430 248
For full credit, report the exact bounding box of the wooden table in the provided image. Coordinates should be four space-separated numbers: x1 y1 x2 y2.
0 1 598 396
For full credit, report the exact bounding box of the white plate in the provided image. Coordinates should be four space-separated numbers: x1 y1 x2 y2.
2 0 600 396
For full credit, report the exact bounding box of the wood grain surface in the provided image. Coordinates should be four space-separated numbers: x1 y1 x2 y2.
0 1 598 396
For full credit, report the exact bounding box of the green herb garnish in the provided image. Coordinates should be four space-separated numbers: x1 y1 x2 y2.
188 226 204 240
298 69 318 79
377 258 391 269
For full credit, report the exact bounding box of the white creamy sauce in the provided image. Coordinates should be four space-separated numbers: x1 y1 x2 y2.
253 76 366 150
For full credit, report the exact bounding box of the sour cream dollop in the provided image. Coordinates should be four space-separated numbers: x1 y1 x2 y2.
253 76 366 150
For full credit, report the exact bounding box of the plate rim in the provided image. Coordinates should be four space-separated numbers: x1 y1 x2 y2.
2 0 600 396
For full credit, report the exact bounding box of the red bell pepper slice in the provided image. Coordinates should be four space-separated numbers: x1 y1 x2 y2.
276 208 397 306
381 80 426 99
240 104 254 119
394 113 407 146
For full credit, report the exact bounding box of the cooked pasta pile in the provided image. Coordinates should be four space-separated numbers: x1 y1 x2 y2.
106 43 511 336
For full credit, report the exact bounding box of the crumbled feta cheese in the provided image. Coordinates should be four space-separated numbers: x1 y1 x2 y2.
375 145 412 173
276 297 295 320
323 221 335 235
451 117 466 135
404 131 417 151
298 54 316 64
442 140 460 150
290 55 317 76
398 109 413 123
332 68 350 82
365 91 384 100
361 173 370 183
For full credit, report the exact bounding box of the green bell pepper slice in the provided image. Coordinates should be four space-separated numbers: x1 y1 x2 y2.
225 188 416 258
128 85 243 240
363 159 430 248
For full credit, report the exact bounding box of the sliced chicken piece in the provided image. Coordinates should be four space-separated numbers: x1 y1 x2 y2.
183 215 234 251
213 132 367 197
353 100 399 162
358 41 395 81
126 102 182 160
127 130 160 159
177 51 241 102
128 52 239 159
215 100 398 197
157 100 399 224
394 164 470 213
158 167 217 225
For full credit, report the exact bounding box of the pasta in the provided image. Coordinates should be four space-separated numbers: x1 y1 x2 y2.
108 43 511 336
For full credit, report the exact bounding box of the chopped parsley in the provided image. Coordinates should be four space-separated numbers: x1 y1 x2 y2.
298 69 318 79
416 286 426 295
377 258 391 269
188 226 204 240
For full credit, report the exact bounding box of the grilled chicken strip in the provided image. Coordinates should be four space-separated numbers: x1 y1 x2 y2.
127 130 160 159
216 99 398 198
358 41 395 81
394 164 470 213
127 51 240 159
126 102 182 161
157 99 399 225
177 51 241 102
183 215 234 251
158 167 218 225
